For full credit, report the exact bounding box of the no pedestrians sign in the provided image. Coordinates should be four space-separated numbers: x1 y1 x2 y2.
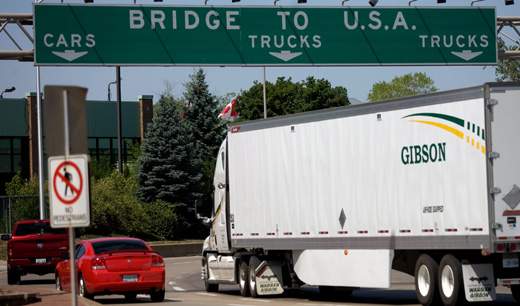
49 154 90 228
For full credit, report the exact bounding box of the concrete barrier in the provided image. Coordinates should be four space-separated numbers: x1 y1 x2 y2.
149 242 203 258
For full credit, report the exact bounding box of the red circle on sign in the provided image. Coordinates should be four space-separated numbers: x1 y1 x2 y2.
53 161 83 205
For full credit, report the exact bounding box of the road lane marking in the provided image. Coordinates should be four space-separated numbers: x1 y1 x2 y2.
172 287 187 291
196 292 218 297
240 298 272 302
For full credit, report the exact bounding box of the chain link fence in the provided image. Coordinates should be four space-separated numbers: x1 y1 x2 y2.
0 196 48 234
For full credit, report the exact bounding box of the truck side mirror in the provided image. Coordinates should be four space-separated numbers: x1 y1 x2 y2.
1 234 10 241
195 199 204 219
195 200 212 226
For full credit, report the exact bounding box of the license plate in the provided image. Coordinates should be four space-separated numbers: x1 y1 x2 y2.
35 258 46 264
503 253 519 268
123 275 138 283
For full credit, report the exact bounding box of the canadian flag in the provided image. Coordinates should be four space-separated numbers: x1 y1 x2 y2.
218 98 239 121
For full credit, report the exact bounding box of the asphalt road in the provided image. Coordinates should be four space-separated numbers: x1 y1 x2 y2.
0 256 518 306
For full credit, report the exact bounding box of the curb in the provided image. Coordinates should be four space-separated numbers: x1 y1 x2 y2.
0 291 40 306
1 286 101 306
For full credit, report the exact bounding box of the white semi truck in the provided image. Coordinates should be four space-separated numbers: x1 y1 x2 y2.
198 83 520 306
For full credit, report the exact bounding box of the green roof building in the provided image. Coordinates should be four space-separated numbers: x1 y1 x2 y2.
0 93 153 195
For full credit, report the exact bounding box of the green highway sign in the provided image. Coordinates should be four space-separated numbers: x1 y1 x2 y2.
34 4 497 66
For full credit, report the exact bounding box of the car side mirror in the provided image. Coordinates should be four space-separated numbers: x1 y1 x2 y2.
60 253 69 260
1 234 10 241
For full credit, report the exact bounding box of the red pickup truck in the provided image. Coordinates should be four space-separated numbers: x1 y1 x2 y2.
1 220 69 284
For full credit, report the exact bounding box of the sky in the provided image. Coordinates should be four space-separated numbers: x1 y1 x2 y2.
1 0 519 104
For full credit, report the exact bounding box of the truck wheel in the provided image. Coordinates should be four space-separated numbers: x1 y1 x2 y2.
511 285 520 303
238 259 250 297
414 254 440 306
7 268 20 285
438 255 465 306
202 256 219 292
248 256 261 298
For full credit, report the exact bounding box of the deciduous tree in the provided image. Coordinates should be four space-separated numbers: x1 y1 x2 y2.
495 39 520 82
367 72 438 102
236 76 350 120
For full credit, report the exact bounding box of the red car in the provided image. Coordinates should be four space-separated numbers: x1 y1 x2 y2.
55 237 165 302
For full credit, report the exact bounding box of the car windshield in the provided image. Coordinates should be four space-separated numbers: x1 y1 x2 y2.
91 240 149 255
14 223 67 236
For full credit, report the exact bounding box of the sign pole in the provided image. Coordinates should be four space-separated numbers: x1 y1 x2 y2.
116 67 123 174
36 66 45 220
63 90 70 159
69 219 77 306
263 67 267 119
63 90 77 306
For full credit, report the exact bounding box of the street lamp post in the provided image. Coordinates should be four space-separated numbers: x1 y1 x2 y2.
0 86 16 98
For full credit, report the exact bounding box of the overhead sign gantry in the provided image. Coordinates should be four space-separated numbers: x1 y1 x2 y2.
33 5 497 66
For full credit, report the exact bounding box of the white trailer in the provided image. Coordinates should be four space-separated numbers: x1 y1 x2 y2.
198 83 520 306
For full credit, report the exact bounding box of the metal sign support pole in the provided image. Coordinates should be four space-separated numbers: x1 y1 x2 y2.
36 66 45 220
69 219 77 306
116 67 123 174
263 67 267 119
63 90 77 306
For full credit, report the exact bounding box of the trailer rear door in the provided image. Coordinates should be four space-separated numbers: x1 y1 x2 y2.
489 84 520 241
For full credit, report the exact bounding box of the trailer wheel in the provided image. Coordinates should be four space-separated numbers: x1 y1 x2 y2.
511 285 520 303
239 259 250 297
414 254 440 306
248 256 261 298
438 255 465 306
202 256 219 292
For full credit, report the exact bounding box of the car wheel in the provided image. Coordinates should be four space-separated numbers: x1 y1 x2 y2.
55 273 62 291
78 275 93 300
150 288 165 302
238 258 250 297
248 256 261 298
7 268 20 285
415 254 441 306
202 256 219 292
124 293 137 300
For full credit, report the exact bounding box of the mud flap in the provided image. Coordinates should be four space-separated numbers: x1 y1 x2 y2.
462 263 496 302
255 261 284 295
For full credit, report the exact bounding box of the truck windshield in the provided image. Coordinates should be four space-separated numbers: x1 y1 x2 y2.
14 223 67 236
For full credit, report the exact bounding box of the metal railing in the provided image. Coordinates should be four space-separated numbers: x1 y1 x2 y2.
0 195 48 234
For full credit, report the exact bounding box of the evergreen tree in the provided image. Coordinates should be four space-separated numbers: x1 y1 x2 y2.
136 91 202 238
183 68 226 159
182 69 226 232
